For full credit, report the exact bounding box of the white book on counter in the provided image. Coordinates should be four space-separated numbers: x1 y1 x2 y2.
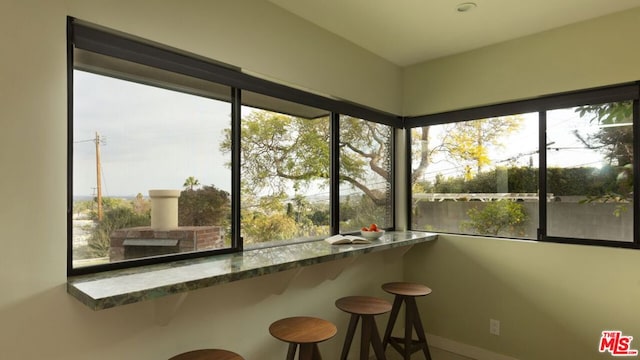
324 234 371 245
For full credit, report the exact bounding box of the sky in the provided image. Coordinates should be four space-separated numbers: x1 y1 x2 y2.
74 70 232 197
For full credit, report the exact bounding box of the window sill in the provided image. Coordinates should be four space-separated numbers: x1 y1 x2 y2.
67 231 437 311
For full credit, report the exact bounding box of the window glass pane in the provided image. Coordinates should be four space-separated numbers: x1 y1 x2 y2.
546 102 633 241
72 58 232 269
239 92 331 247
411 114 538 239
339 117 393 232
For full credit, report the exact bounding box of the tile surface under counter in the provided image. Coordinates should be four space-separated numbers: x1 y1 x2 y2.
67 231 437 310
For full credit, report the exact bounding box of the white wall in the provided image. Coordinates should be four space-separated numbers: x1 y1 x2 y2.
0 1 403 359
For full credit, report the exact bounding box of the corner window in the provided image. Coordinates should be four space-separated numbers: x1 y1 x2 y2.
408 84 639 248
67 19 399 275
410 114 538 239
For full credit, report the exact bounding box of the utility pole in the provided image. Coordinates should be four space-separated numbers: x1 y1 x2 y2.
95 132 103 221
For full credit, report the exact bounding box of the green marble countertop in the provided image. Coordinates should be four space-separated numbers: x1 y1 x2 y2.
67 231 437 310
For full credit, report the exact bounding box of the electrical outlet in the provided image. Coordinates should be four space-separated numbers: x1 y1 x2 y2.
490 319 500 335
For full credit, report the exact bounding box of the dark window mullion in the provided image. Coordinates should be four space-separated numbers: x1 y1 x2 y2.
538 111 547 241
634 98 640 244
232 88 242 250
405 127 412 230
330 112 340 235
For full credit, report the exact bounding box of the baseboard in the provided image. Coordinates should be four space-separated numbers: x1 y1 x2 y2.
427 334 520 360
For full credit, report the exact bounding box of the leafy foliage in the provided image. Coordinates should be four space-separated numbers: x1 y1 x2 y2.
462 200 527 236
242 212 299 243
179 185 231 227
339 194 388 232
423 165 625 197
432 116 523 178
87 199 151 258
574 101 634 213
183 176 201 191
221 111 392 203
220 110 392 242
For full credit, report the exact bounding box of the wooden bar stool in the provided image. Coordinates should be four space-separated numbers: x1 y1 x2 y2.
335 295 392 360
382 282 432 360
269 316 337 360
168 349 244 360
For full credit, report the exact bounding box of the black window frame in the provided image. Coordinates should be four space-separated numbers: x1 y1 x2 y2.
67 18 399 276
406 82 640 249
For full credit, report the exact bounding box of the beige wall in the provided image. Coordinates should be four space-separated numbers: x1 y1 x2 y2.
3 1 640 359
403 7 640 116
400 7 640 360
0 1 402 359
66 0 403 115
405 235 640 360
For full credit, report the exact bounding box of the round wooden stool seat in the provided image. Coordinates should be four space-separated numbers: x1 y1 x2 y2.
382 282 432 297
269 316 337 360
335 295 392 315
335 296 392 360
382 282 432 359
168 349 244 360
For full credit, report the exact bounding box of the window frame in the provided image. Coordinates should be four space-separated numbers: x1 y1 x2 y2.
406 82 640 249
67 18 399 275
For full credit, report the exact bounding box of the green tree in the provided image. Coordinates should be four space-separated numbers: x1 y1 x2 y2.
241 212 299 243
435 116 523 178
132 192 150 215
221 111 392 205
183 176 201 191
575 102 633 211
411 117 522 191
462 200 527 236
575 101 633 166
178 185 230 226
220 110 393 242
87 199 151 258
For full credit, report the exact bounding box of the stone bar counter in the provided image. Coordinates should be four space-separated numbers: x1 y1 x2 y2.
67 231 437 310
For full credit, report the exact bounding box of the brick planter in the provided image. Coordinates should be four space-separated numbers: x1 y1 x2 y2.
109 226 225 261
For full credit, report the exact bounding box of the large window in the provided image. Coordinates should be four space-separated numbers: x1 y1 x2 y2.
410 114 539 239
339 116 393 232
408 85 640 248
237 92 331 248
546 102 634 242
67 19 397 274
71 51 234 270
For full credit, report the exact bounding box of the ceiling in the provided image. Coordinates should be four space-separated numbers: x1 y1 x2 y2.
268 0 640 66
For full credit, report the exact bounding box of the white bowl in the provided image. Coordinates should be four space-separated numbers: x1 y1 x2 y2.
360 229 385 239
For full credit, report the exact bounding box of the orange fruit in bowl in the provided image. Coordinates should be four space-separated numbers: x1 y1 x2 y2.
369 223 378 232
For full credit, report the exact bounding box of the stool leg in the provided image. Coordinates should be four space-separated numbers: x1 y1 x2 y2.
299 343 317 360
286 343 298 360
369 316 387 360
407 297 431 360
383 296 403 349
340 314 360 360
360 316 372 360
404 297 413 360
312 344 322 360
